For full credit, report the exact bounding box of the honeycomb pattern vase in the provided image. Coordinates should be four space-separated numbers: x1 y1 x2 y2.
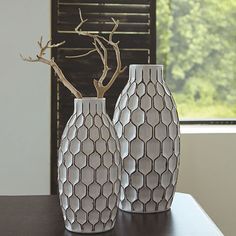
58 98 121 233
113 64 180 213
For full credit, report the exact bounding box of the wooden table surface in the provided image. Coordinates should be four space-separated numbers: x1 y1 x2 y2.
0 193 223 236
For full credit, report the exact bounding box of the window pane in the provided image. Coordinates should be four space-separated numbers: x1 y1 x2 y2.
156 0 236 119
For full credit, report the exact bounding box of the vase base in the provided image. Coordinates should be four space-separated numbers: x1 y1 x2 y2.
65 224 115 234
118 206 171 214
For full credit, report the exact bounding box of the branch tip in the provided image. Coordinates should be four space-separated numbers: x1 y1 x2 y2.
21 37 83 98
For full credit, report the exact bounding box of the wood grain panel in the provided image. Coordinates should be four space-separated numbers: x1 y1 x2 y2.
51 0 156 194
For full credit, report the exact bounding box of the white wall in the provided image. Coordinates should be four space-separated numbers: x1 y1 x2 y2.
177 129 236 236
0 0 50 195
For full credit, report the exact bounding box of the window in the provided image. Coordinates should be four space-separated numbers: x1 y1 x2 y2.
156 0 236 123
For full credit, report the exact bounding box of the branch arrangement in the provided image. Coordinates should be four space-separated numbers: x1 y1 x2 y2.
20 37 82 98
68 9 127 98
21 9 126 98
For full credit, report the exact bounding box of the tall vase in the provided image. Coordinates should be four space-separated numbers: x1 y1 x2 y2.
113 64 180 213
58 98 121 233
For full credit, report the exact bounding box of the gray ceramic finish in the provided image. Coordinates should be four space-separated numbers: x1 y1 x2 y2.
113 64 180 213
58 98 121 233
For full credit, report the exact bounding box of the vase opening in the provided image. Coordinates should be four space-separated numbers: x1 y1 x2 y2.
74 97 106 115
129 64 164 84
130 64 163 68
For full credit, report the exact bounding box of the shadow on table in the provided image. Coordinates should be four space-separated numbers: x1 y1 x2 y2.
63 209 174 236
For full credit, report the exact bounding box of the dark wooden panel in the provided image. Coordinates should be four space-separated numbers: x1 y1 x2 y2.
58 12 149 24
59 77 129 96
57 48 149 61
51 0 59 195
59 86 128 104
59 0 151 4
56 33 151 49
51 0 156 194
58 22 149 32
59 4 150 14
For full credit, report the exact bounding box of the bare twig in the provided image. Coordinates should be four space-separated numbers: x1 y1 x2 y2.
21 37 82 98
92 18 127 97
109 18 119 42
77 8 88 30
66 49 96 59
93 38 110 84
75 8 110 86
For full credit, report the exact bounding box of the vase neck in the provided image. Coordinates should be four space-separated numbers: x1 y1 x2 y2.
129 64 164 84
74 98 106 116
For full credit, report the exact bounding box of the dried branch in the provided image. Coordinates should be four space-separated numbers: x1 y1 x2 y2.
66 49 96 59
93 39 110 84
21 37 82 98
69 9 126 98
77 8 88 30
92 18 127 97
109 18 119 42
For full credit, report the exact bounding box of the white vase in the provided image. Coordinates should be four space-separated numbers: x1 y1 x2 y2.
58 98 121 233
113 64 180 213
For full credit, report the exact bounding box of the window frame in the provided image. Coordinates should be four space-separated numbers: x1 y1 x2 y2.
181 119 236 125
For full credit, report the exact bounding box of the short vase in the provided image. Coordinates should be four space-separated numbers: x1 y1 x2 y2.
113 64 180 213
58 98 121 233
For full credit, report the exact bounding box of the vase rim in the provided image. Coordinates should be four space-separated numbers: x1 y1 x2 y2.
130 64 163 68
74 97 106 101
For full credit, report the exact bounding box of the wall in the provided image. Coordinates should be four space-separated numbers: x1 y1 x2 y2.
177 128 236 236
0 0 50 195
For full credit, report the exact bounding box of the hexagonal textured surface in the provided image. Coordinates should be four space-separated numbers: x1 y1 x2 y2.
113 65 180 213
58 98 121 233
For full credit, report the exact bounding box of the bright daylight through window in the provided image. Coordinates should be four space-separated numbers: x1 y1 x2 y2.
156 0 236 120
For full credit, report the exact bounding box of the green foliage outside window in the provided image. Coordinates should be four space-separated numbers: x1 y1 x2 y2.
156 0 236 119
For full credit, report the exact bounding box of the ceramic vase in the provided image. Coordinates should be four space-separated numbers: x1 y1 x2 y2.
58 98 121 233
113 64 180 213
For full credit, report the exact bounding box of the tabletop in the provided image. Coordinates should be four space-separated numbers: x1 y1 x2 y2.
0 192 223 236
